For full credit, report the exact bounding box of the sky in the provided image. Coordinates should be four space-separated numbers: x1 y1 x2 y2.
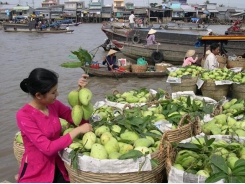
3 0 245 9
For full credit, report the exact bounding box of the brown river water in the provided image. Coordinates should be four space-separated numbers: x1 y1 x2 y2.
0 23 230 182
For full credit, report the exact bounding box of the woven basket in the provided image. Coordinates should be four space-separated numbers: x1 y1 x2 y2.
13 140 24 167
132 64 147 73
155 63 172 72
160 114 201 144
64 150 166 183
201 79 231 101
227 56 245 69
216 54 227 69
170 76 198 94
232 83 245 100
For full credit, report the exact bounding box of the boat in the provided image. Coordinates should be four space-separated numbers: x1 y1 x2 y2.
225 20 245 35
3 21 37 32
36 29 74 33
60 23 80 27
81 66 168 78
112 39 203 65
163 21 208 31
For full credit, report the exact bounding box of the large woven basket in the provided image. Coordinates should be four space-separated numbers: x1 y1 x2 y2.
155 63 172 72
227 56 245 69
13 140 24 167
232 83 245 100
132 64 147 73
64 150 166 183
170 76 198 94
201 79 231 101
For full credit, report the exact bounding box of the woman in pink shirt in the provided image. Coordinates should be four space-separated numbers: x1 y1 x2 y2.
182 50 198 67
16 68 93 183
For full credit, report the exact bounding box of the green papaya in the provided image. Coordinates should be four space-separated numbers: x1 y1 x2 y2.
67 90 79 107
82 103 94 120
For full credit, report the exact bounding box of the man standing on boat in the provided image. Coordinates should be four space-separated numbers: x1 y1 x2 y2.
203 43 220 70
66 25 69 31
129 11 135 29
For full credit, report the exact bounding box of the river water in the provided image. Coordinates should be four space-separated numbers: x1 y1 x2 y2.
0 23 230 182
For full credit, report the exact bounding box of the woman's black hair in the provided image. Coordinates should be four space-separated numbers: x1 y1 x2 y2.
20 68 59 97
210 43 220 52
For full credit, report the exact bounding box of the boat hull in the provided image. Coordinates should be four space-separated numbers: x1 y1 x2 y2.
3 22 37 32
81 66 168 78
36 29 74 33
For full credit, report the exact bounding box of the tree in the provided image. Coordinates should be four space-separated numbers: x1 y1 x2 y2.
204 0 210 4
5 1 8 4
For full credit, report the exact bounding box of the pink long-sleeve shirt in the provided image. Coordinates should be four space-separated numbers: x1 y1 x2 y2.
16 100 88 183
182 56 198 67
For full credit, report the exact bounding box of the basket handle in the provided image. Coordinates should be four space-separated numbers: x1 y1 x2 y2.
237 56 243 59
123 104 132 109
177 114 192 129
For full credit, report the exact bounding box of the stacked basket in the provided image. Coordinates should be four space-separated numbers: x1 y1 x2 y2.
216 54 227 69
232 83 245 100
170 76 198 94
155 63 172 72
201 79 231 101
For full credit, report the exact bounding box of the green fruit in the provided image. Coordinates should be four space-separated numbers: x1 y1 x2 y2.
59 118 69 132
126 96 139 103
63 127 74 135
16 132 23 144
82 152 90 156
67 90 79 107
119 143 134 154
71 105 83 126
104 137 119 154
134 138 153 148
79 88 93 106
134 146 151 154
90 143 108 159
173 163 184 171
100 132 113 145
227 156 239 169
111 125 121 134
82 132 96 150
82 103 94 120
120 131 139 142
108 152 122 159
95 125 110 137
69 142 83 150
196 170 210 178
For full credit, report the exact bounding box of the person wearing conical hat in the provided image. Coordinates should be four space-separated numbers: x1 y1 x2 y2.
182 50 198 67
146 29 159 46
102 49 119 71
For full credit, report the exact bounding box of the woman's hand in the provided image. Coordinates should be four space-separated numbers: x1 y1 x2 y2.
78 74 89 88
79 123 93 134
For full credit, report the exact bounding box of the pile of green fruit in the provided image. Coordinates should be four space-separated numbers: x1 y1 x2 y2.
201 98 245 136
15 132 23 144
63 118 163 161
67 87 94 126
231 72 245 83
172 136 245 182
105 88 167 104
199 68 235 81
168 65 204 78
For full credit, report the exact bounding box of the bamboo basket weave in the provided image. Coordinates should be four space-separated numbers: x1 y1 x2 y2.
232 83 245 100
170 76 198 94
13 140 24 167
155 63 172 72
216 54 227 69
64 150 166 183
201 79 230 101
227 56 245 69
131 64 147 73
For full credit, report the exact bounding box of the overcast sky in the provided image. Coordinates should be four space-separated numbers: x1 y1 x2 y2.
4 0 245 9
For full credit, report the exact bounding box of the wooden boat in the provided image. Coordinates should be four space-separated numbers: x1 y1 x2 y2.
112 39 204 65
81 66 168 78
3 21 37 32
36 29 74 33
163 21 208 31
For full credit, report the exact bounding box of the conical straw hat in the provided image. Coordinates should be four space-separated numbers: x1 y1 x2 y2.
185 50 195 57
107 49 117 56
148 29 157 34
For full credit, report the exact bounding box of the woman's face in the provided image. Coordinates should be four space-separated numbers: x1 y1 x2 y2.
213 47 220 55
40 84 59 104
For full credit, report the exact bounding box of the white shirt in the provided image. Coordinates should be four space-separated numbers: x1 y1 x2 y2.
129 14 135 23
204 53 219 70
66 26 69 31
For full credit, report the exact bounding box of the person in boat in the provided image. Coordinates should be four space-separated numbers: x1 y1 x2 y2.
129 11 135 29
146 29 160 46
102 49 119 71
66 25 69 31
207 29 213 35
182 50 198 67
203 43 220 70
16 68 93 183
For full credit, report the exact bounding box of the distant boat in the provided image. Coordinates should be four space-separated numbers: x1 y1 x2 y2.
163 21 209 31
36 29 74 34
